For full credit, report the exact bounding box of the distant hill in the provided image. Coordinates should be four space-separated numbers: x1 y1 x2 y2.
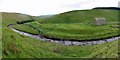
37 15 54 19
92 7 120 10
41 8 118 23
2 12 41 26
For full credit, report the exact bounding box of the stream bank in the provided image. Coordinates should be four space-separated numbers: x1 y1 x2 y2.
8 24 120 46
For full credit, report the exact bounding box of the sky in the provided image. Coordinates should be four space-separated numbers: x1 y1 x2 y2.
0 0 120 16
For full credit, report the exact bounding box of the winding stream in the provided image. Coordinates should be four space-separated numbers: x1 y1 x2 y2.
9 24 120 46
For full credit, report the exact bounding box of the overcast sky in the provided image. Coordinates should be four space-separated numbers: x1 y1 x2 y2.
0 0 120 16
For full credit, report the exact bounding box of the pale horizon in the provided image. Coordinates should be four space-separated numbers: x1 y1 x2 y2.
0 0 119 16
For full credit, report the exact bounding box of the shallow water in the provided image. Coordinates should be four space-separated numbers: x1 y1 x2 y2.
11 27 120 46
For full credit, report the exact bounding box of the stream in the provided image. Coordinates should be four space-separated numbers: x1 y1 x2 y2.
9 24 120 46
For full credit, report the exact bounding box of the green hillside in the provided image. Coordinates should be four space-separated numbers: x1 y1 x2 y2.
2 8 119 58
13 9 119 41
41 9 118 23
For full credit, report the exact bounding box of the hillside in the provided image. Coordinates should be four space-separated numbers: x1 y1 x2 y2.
37 15 54 19
2 9 119 58
41 9 118 23
93 7 120 10
14 9 119 41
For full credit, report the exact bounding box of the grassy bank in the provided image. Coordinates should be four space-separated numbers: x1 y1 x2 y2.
13 22 119 41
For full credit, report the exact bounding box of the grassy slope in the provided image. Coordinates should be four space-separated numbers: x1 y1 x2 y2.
39 9 119 40
41 9 118 23
2 12 63 58
2 12 119 58
13 9 119 40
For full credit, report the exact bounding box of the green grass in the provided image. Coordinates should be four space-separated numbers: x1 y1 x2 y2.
2 27 119 58
12 9 119 41
2 27 64 58
2 9 119 58
13 24 39 34
40 23 119 40
14 22 119 40
41 10 118 23
2 26 119 58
